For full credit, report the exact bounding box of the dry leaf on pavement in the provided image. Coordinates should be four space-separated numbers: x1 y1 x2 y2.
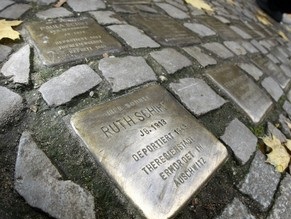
262 135 290 172
0 19 22 41
185 0 213 12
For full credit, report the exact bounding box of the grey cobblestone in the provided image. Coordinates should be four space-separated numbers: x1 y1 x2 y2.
251 39 268 54
279 114 291 139
261 77 283 102
0 0 14 11
239 41 259 54
0 3 31 19
99 56 157 92
229 26 252 39
156 3 189 19
149 48 192 74
267 54 280 64
268 174 291 219
169 78 226 116
267 122 287 143
1 45 30 84
184 23 216 37
202 42 234 59
183 46 217 67
36 8 73 19
217 198 255 219
0 86 23 126
223 41 247 56
39 65 102 106
67 0 105 12
239 151 281 210
280 64 291 78
283 100 291 118
0 45 12 62
221 118 257 164
108 24 160 49
237 63 263 81
15 131 95 219
90 11 124 25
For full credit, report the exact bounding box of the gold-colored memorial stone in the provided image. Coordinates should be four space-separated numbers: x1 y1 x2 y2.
26 17 122 66
127 13 201 46
206 65 273 124
71 84 227 219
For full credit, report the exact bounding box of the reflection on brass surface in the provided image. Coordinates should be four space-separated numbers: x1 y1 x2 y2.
127 13 201 46
206 65 273 124
196 15 240 40
71 84 228 219
252 56 290 90
26 17 122 66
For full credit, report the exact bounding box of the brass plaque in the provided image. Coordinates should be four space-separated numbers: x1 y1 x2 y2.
71 84 227 219
206 65 273 124
26 17 122 66
126 13 201 46
252 56 290 90
196 15 240 40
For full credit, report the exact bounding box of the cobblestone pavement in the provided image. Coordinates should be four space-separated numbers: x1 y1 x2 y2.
1 0 291 218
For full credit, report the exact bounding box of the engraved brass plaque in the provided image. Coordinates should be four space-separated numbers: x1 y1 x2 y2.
127 13 201 46
71 84 227 219
252 56 290 90
26 17 122 66
206 65 273 124
196 15 240 40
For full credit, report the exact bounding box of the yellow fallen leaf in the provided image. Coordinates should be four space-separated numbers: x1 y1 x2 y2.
0 19 22 40
285 139 291 151
263 135 290 172
185 0 213 12
256 10 272 26
278 31 289 41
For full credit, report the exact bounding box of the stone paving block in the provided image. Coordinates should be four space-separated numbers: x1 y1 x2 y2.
0 44 12 62
267 122 287 143
261 77 283 102
184 22 216 37
223 41 247 56
217 198 256 219
283 100 291 118
67 0 105 12
166 0 188 11
26 0 55 5
108 24 160 49
239 151 281 210
0 0 14 11
221 118 257 164
238 63 263 81
89 11 124 25
98 56 157 92
156 3 189 19
135 5 158 13
39 65 102 107
149 48 192 74
279 114 291 139
0 3 31 19
230 26 252 39
36 7 73 19
0 86 23 126
183 46 217 67
202 42 234 59
1 45 30 84
267 174 291 219
260 40 272 51
169 78 226 116
280 64 291 78
15 131 95 219
239 41 259 54
189 5 205 16
267 54 280 64
251 39 268 54
214 15 230 24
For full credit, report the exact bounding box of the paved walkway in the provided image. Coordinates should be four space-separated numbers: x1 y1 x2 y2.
1 0 291 218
